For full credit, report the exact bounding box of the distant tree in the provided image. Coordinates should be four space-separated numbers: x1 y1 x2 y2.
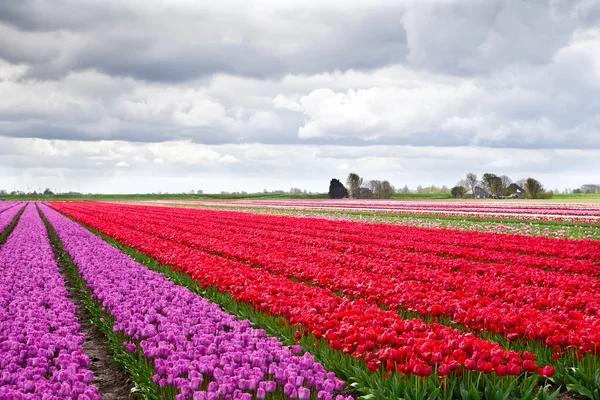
465 173 479 195
0 189 7 195
416 185 424 194
289 188 303 195
381 181 394 198
43 188 54 195
451 186 467 198
400 185 411 194
196 190 203 194
490 177 504 196
359 187 373 198
328 179 348 199
346 173 363 199
524 178 543 199
366 180 380 197
500 175 512 189
516 178 527 189
482 173 498 191
456 180 470 195
581 184 600 194
573 188 582 194
365 180 394 199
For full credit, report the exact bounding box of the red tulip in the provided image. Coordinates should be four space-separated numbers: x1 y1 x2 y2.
537 366 555 377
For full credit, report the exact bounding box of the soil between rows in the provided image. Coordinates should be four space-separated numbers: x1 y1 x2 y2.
47 231 136 399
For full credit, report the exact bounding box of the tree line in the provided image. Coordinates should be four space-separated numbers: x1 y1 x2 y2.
329 173 395 199
327 172 590 200
451 173 552 199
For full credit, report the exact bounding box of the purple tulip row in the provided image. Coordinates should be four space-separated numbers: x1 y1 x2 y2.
0 203 24 234
40 204 353 400
0 202 17 213
0 203 100 399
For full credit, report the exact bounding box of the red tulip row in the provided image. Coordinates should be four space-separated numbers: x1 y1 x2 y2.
108 202 600 266
129 204 600 276
56 202 600 357
51 202 554 379
65 202 600 302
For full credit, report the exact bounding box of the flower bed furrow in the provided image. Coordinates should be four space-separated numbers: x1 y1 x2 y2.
49 203 556 381
55 202 600 357
40 204 353 400
0 202 19 214
0 204 100 399
0 203 25 235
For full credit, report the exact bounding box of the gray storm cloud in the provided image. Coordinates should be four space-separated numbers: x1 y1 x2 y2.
1 0 599 192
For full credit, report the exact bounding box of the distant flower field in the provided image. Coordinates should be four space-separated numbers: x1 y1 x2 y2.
1 200 599 399
144 199 600 240
156 199 600 222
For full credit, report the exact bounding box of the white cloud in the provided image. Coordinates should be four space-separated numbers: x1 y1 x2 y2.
1 0 600 192
1 137 599 193
218 154 240 163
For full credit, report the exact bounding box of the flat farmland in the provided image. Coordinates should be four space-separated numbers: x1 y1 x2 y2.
1 200 599 399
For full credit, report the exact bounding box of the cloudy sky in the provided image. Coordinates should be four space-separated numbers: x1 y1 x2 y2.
1 0 599 194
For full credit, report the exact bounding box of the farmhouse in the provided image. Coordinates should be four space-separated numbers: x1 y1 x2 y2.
506 183 525 198
466 186 491 199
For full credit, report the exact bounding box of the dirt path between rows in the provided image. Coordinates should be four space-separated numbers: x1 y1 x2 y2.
48 238 136 399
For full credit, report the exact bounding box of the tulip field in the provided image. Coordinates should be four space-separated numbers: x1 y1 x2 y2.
1 201 599 399
150 199 600 222
149 199 600 240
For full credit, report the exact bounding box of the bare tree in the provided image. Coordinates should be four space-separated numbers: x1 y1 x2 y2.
381 181 394 198
500 175 512 189
524 178 543 199
366 180 394 198
346 173 363 199
465 173 479 195
581 184 600 194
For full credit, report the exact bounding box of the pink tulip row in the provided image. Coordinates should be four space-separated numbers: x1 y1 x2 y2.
158 200 600 222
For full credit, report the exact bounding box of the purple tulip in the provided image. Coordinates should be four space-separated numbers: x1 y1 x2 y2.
40 203 353 399
0 203 24 234
0 204 100 399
